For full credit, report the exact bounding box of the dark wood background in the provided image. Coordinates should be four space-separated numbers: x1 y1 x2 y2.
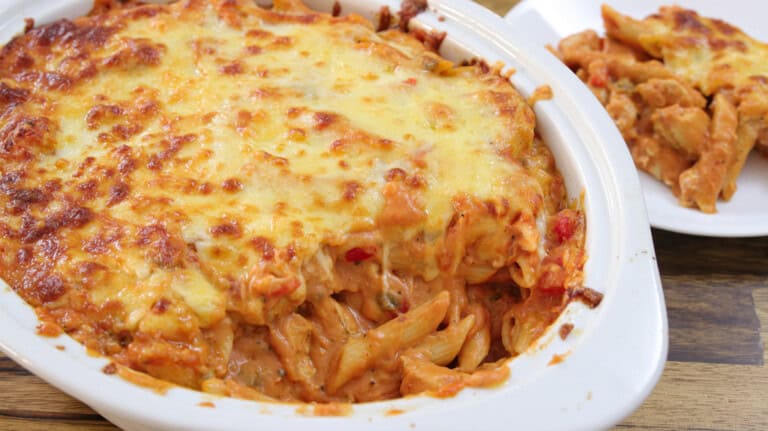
1 0 767 430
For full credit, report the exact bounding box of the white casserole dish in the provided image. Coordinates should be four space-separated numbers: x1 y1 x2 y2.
0 0 667 430
504 0 768 237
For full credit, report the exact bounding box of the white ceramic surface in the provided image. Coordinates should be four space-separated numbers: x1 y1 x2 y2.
505 0 768 237
0 1 666 430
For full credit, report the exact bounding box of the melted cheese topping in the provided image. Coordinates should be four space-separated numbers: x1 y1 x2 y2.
0 0 584 402
603 5 768 94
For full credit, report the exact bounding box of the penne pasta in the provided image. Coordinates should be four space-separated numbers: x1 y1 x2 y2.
268 314 318 387
328 291 450 392
410 315 476 366
399 355 510 398
458 323 490 372
679 94 738 212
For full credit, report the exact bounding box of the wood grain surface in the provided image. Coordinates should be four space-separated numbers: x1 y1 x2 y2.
2 1 768 430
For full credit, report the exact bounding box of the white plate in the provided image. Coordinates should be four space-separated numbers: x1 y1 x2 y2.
0 1 666 430
505 0 768 237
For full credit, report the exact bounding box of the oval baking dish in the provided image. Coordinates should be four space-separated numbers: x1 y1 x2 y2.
0 0 666 430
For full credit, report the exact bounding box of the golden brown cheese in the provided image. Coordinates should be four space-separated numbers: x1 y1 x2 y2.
602 5 768 94
0 0 585 402
558 5 768 212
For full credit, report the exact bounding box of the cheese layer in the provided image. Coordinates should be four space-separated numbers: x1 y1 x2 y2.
0 0 583 402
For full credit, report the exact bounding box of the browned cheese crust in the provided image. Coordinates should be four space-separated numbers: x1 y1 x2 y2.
0 0 586 402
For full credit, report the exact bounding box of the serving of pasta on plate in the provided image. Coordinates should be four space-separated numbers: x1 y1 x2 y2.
555 4 768 214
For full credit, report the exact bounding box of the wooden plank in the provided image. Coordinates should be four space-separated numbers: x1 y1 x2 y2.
616 424 722 431
0 375 99 417
653 230 768 277
0 355 118 430
0 354 32 375
663 275 764 365
752 288 768 364
0 416 118 431
620 361 768 431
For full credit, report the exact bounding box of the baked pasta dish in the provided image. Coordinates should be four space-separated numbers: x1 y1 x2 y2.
0 0 589 403
557 5 768 213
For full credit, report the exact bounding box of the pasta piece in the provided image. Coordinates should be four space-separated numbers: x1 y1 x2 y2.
268 314 318 391
635 79 707 109
651 105 709 159
605 91 638 138
331 298 366 337
501 307 541 356
409 315 476 366
399 355 510 397
723 83 768 199
328 291 450 392
311 294 365 338
558 30 602 67
679 94 737 212
601 5 662 57
445 278 468 324
507 213 541 289
463 264 499 286
459 304 491 372
722 118 761 200
399 292 451 344
607 58 676 84
202 316 234 378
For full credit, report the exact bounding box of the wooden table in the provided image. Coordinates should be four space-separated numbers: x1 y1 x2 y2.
2 1 767 430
